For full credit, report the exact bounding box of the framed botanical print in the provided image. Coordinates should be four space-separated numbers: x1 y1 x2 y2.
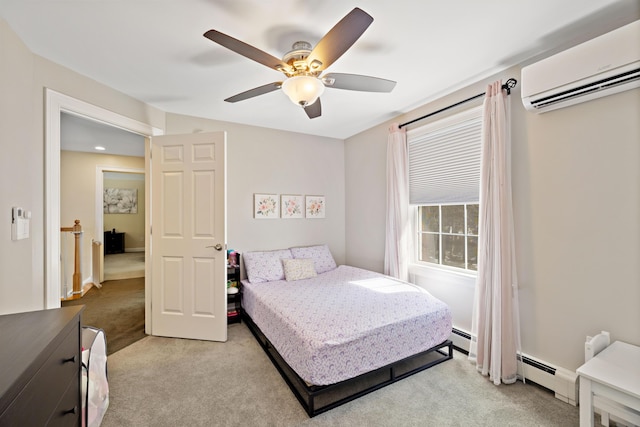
254 193 279 219
104 188 138 214
305 195 325 218
281 194 304 218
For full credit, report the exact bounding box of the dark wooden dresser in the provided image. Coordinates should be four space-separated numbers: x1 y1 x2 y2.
0 306 84 426
104 231 125 254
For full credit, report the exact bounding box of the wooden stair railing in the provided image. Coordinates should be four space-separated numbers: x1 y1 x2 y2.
60 219 84 301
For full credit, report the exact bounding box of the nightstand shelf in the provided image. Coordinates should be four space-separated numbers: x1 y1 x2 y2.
227 253 241 324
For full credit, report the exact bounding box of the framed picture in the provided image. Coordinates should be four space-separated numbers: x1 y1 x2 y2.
254 193 279 219
305 195 325 218
281 194 304 218
103 188 138 214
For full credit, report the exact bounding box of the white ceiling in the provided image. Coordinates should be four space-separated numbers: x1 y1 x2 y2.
2 0 638 145
61 112 146 157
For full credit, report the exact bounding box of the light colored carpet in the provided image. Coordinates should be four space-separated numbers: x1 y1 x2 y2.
104 252 145 281
102 323 582 427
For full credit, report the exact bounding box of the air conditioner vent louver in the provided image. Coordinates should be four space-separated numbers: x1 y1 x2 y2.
529 67 640 110
522 20 640 113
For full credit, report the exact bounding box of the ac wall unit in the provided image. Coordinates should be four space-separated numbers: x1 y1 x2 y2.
521 20 640 113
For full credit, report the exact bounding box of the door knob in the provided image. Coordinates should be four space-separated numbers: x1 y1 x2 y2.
206 243 224 251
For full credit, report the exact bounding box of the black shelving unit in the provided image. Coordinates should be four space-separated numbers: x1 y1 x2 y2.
227 254 241 324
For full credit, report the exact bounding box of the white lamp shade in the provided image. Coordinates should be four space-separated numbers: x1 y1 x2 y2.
281 76 325 106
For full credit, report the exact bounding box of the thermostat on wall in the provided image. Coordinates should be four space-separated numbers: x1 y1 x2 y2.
11 206 30 241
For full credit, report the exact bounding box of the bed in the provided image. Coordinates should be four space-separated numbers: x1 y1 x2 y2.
241 245 453 416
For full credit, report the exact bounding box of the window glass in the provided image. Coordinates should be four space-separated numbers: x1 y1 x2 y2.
442 205 465 234
467 236 478 271
420 233 439 264
417 203 478 272
420 206 439 233
467 204 479 235
442 234 465 268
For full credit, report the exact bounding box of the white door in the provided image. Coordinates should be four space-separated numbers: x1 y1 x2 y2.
151 131 227 342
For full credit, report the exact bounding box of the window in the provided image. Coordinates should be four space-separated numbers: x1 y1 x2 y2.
408 106 482 273
417 204 478 271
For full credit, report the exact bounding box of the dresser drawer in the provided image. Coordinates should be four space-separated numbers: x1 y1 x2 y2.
47 376 80 427
0 321 80 426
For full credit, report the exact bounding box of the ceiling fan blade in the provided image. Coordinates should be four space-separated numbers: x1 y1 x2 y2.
204 30 293 73
322 73 396 92
224 82 282 103
304 98 322 119
306 8 373 72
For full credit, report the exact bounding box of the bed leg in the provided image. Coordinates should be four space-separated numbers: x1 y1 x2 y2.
309 395 315 417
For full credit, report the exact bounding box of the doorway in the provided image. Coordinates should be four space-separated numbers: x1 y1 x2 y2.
45 89 163 335
100 170 146 281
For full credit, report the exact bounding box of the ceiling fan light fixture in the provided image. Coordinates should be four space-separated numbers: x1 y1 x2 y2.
281 75 325 107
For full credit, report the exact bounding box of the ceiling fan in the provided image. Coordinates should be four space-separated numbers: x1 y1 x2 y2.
203 7 396 119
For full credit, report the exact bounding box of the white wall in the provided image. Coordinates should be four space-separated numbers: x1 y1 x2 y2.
345 67 640 371
164 113 346 266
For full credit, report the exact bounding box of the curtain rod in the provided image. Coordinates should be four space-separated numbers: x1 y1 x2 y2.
399 78 518 129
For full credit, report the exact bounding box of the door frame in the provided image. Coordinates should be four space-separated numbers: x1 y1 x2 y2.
45 89 163 334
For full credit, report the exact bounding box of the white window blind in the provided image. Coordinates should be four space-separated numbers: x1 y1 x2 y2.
407 106 483 205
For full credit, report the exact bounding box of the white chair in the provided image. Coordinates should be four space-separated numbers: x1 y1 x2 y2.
584 331 640 427
585 331 612 426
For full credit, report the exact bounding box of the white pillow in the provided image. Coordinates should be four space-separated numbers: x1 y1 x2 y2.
290 244 337 274
243 249 293 283
282 258 317 281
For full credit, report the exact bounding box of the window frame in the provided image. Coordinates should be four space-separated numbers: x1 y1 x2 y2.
407 105 483 277
415 203 479 274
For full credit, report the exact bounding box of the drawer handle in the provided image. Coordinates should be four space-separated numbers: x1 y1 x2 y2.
62 355 77 364
63 406 78 415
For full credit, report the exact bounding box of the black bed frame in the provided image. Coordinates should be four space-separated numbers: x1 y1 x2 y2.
242 312 453 417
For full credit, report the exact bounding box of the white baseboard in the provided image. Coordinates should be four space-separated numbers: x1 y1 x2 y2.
125 247 145 253
451 328 578 406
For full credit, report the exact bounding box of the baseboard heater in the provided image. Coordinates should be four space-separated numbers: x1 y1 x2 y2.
450 328 578 406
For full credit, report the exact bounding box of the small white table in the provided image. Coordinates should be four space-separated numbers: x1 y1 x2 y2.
577 340 640 427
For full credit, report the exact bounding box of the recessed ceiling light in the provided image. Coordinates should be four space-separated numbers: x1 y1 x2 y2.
94 146 106 151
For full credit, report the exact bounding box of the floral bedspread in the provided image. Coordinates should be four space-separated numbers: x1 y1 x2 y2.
242 265 452 385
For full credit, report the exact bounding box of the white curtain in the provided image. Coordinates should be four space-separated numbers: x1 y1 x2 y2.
469 81 523 385
384 123 409 281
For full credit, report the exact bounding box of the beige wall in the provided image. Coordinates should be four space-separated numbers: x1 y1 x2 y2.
103 173 146 251
0 17 41 313
345 67 640 371
0 16 344 314
2 12 638 378
164 113 346 266
60 151 145 290
0 17 164 314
